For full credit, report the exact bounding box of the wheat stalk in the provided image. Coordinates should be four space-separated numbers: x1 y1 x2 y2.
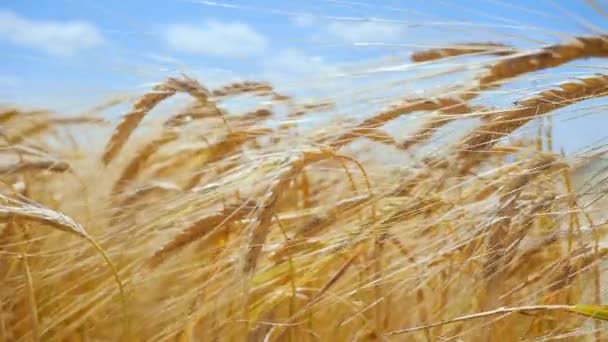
411 42 515 62
150 200 257 267
112 131 179 196
102 76 211 165
212 81 273 97
457 74 608 160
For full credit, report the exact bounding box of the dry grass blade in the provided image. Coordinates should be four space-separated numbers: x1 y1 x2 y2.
268 249 361 341
385 305 573 335
482 156 561 317
570 304 608 321
22 254 40 342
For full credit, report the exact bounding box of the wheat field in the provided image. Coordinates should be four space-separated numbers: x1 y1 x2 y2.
4 3 608 341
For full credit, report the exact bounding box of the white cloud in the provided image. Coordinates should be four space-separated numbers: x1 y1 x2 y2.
0 10 104 56
263 49 338 77
326 20 406 43
260 48 347 100
292 13 315 27
164 20 268 58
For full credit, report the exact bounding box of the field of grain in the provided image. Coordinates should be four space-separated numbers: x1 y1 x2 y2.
4 4 608 341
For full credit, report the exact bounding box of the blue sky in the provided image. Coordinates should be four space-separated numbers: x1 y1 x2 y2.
1 1 608 153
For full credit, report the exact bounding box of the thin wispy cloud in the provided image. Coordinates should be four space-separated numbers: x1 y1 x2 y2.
264 49 335 75
290 14 406 43
164 20 268 58
261 48 345 97
292 13 316 27
0 10 104 56
326 20 406 43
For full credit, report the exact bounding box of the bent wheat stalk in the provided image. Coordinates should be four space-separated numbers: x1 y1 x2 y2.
0 199 129 337
457 74 608 161
477 35 608 88
102 75 211 165
149 200 257 267
112 131 179 196
0 160 70 174
330 97 475 148
411 42 515 62
243 149 371 273
338 35 608 151
385 305 572 335
212 81 273 97
184 128 272 190
164 102 225 128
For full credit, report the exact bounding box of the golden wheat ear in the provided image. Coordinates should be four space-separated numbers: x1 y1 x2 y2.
0 159 70 174
330 97 473 148
288 99 334 118
111 131 179 197
335 36 608 152
183 127 272 190
149 200 257 267
478 35 608 88
163 102 225 128
212 81 273 97
243 149 370 274
101 76 211 165
0 108 19 124
411 42 515 62
457 74 608 161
